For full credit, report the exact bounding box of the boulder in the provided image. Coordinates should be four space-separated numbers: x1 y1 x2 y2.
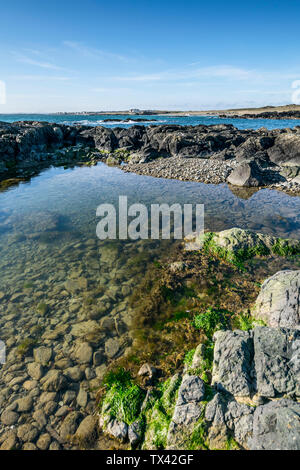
227 161 265 187
267 134 300 166
248 399 300 450
254 270 300 328
254 327 300 398
212 330 254 397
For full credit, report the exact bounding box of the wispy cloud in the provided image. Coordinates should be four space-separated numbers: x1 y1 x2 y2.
109 65 300 83
110 65 258 82
10 74 72 81
63 41 133 63
16 56 65 70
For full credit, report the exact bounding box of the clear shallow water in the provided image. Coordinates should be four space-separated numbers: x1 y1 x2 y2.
1 113 300 130
0 160 300 442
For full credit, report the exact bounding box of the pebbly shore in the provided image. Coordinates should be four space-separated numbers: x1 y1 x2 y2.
1 121 300 194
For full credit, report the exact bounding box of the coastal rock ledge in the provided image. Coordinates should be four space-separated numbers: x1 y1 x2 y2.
1 121 300 192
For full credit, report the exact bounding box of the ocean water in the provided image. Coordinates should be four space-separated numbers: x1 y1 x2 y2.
1 113 300 130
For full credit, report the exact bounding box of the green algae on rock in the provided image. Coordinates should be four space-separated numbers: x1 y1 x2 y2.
194 227 300 267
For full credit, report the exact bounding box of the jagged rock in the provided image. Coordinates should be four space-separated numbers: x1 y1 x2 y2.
167 375 205 450
176 375 205 405
254 327 300 398
128 420 143 447
248 399 300 450
254 270 300 328
143 374 181 450
104 418 128 443
235 136 274 163
212 330 254 397
205 393 254 449
227 161 265 187
212 327 300 400
267 134 300 166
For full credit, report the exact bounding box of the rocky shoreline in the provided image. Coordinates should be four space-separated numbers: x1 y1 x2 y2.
97 228 300 450
1 121 300 194
218 110 300 120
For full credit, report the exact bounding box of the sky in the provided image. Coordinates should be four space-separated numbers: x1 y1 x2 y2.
1 0 300 112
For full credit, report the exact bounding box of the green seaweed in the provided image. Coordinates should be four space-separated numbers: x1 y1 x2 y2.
101 368 145 425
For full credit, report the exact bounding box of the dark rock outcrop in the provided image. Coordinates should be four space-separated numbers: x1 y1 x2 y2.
1 120 300 191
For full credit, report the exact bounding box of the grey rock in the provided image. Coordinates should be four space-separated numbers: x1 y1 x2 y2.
33 347 52 366
172 402 204 426
267 134 300 166
254 270 300 328
59 411 82 440
248 399 300 450
75 343 93 364
176 374 205 405
128 420 143 447
105 418 128 442
41 370 68 392
27 362 44 380
254 327 300 398
227 161 265 187
212 330 254 397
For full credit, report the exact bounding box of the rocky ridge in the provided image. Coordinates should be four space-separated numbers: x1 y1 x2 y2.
1 121 300 192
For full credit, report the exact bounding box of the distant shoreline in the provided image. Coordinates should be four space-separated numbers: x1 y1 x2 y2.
2 104 300 120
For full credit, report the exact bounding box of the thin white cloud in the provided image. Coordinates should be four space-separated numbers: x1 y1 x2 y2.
63 41 133 63
110 65 259 82
109 65 300 83
14 53 65 70
10 74 72 81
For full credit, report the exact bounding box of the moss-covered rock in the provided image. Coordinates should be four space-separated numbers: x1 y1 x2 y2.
194 227 300 267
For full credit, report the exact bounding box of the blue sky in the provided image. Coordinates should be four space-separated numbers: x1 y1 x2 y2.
1 0 300 112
